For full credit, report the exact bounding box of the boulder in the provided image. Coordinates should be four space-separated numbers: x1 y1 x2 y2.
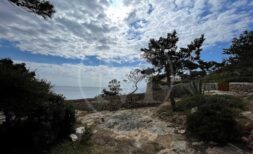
206 145 244 154
241 111 252 116
69 134 78 142
170 141 187 153
174 127 186 134
191 141 204 146
76 126 85 134
191 107 198 114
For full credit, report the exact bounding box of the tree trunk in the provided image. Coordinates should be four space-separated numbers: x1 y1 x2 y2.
166 71 176 111
130 85 138 95
170 91 176 111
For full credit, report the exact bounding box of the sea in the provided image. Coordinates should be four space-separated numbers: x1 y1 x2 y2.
52 86 104 100
52 86 146 100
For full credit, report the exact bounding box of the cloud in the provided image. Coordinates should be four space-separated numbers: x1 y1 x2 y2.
17 60 146 93
1 0 253 62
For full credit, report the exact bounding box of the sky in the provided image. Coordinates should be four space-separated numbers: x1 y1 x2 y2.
0 0 253 89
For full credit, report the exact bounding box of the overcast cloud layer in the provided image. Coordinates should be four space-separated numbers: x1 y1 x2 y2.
1 0 253 62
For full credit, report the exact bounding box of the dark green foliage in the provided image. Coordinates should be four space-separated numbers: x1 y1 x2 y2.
102 79 122 96
141 31 221 82
205 67 253 83
176 95 206 111
0 59 75 154
172 84 191 97
207 30 253 82
187 104 241 144
182 95 245 143
9 0 55 19
177 95 245 112
80 125 92 144
141 31 219 111
172 79 203 98
224 31 253 68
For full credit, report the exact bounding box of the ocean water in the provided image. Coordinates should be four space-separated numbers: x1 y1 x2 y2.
52 86 146 100
52 86 105 100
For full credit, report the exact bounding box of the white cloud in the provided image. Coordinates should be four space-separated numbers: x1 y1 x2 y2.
17 60 146 93
1 0 253 62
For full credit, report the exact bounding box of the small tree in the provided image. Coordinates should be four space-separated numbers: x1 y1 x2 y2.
141 31 217 111
102 79 122 96
125 69 145 95
222 30 253 81
0 58 75 153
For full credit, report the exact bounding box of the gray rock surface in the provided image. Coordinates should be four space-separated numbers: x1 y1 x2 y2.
76 107 247 154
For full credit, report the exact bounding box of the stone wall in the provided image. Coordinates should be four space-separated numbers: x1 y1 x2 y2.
229 82 253 93
203 83 218 91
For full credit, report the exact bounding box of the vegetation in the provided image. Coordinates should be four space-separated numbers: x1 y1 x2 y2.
0 59 75 154
180 95 245 144
223 31 253 75
8 0 55 18
187 104 240 144
141 30 219 111
177 94 245 112
205 30 253 82
52 141 91 154
72 98 160 112
80 125 92 144
125 69 145 95
102 79 122 96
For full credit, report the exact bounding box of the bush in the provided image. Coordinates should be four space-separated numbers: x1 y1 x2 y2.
182 94 245 144
187 104 241 144
80 125 92 144
102 79 122 96
177 94 245 112
0 59 75 154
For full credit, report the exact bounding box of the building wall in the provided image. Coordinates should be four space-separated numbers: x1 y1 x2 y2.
229 82 253 93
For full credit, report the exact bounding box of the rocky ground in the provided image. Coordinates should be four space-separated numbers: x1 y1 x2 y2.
75 101 252 154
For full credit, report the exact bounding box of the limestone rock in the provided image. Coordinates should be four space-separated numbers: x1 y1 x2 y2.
157 148 171 154
241 111 252 116
192 141 204 146
76 126 85 134
170 141 187 153
206 145 244 154
191 107 198 114
69 134 78 142
174 127 186 134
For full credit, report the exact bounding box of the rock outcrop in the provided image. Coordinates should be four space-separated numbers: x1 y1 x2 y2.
76 107 249 154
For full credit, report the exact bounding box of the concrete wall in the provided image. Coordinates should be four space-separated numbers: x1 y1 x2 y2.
229 82 253 93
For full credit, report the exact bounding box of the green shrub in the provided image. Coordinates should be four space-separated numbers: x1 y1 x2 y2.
0 59 76 154
177 94 245 112
187 104 241 144
52 141 91 154
182 94 245 144
80 125 92 144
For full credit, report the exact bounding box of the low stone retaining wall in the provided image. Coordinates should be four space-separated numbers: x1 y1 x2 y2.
203 83 218 91
229 82 253 93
